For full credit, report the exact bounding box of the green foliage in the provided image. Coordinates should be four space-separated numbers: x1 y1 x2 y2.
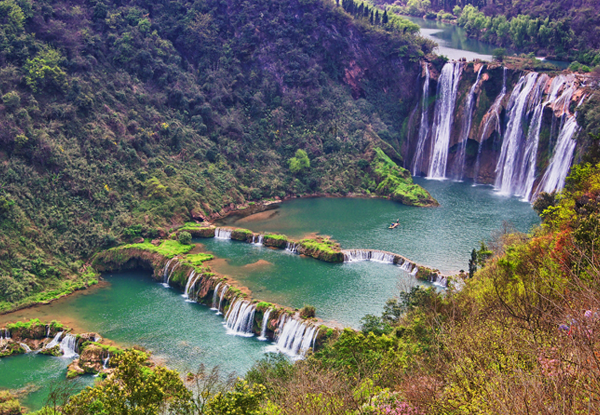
288 149 310 174
0 390 22 415
62 350 192 415
24 48 68 93
299 305 316 319
184 253 214 267
177 231 192 245
492 48 506 62
204 380 265 415
115 240 193 258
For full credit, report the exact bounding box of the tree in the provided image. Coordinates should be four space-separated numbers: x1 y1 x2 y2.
492 48 506 62
288 149 310 174
62 350 192 415
178 231 192 245
382 10 388 25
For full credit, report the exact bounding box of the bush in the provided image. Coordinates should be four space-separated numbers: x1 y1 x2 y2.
493 48 507 62
178 231 192 245
299 305 316 319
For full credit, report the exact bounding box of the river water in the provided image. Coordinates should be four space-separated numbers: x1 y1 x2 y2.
0 180 539 410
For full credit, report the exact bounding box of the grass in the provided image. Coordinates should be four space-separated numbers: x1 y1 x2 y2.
264 234 288 241
115 240 194 258
299 238 339 254
184 253 214 266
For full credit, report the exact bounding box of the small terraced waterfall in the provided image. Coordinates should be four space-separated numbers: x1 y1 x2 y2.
252 234 263 245
273 316 318 358
20 343 32 353
215 228 232 239
454 66 483 180
225 299 256 337
162 259 174 283
258 309 272 341
342 249 394 264
60 334 78 358
103 354 110 370
182 271 197 299
428 61 463 179
412 64 430 176
211 282 222 310
165 262 180 287
217 285 229 315
285 242 299 254
0 329 10 344
45 332 63 350
474 67 506 183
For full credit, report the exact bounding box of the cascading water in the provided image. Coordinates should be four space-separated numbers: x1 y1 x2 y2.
224 299 256 337
285 242 298 254
454 66 483 180
252 234 264 245
103 354 110 370
258 308 272 341
400 261 413 273
20 343 32 353
217 285 229 315
536 116 580 195
410 267 419 276
182 270 196 299
211 282 222 310
215 228 232 239
272 316 318 359
165 262 180 286
428 61 463 179
412 64 430 176
59 334 78 358
46 325 50 338
342 249 394 264
45 332 63 350
162 259 174 282
494 73 540 195
474 67 506 183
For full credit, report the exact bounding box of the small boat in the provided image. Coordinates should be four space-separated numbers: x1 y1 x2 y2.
388 223 398 229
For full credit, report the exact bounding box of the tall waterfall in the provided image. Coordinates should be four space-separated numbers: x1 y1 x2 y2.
454 66 483 180
474 67 506 183
342 249 394 264
59 334 78 358
273 316 318 358
412 64 430 176
215 228 232 239
217 285 229 315
494 73 541 195
536 116 579 195
224 298 256 337
428 61 463 179
258 308 272 341
211 282 222 310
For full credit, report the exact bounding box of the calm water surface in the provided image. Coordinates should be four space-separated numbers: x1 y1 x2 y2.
221 179 540 274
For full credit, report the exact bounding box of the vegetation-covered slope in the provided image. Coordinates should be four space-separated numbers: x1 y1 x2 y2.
0 0 437 311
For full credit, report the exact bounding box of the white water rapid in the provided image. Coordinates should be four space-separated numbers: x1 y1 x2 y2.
224 299 256 337
270 316 318 359
215 228 232 239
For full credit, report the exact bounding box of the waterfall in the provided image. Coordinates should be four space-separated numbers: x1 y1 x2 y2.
494 73 540 195
285 242 299 254
0 328 10 343
224 299 256 337
182 271 196 299
46 325 50 338
103 354 110 370
20 343 32 353
428 61 463 179
258 308 272 341
412 64 431 176
536 116 579 196
162 259 174 282
432 275 448 287
400 261 413 273
215 228 232 239
217 285 229 315
454 66 483 180
211 282 222 310
59 334 78 358
45 332 63 350
410 266 419 276
474 67 507 183
342 249 394 264
165 262 180 286
272 316 318 358
252 234 264 245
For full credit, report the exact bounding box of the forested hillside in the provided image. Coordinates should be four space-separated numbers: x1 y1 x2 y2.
0 0 436 311
393 0 600 64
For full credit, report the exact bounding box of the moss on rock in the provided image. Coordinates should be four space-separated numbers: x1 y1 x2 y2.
297 238 344 263
263 234 289 248
231 228 253 241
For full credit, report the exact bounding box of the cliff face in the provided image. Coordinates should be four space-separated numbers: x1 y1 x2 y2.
403 60 588 200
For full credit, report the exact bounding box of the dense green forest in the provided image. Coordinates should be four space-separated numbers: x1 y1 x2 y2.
0 0 437 311
390 0 600 64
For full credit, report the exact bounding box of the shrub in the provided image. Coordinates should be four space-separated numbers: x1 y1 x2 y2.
299 305 316 319
177 231 192 245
